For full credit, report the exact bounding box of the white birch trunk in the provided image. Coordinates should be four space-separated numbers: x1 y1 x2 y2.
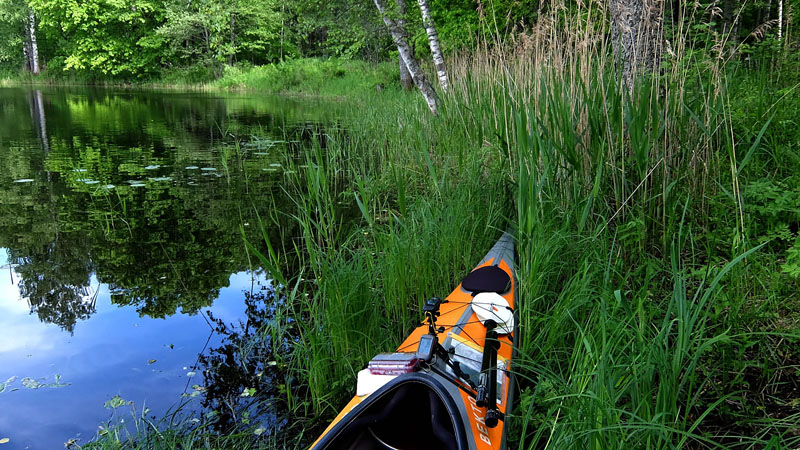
396 0 413 90
22 41 30 72
28 8 40 75
418 0 449 92
778 0 783 40
373 0 440 114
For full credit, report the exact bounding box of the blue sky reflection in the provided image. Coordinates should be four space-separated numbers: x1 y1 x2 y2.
0 259 256 449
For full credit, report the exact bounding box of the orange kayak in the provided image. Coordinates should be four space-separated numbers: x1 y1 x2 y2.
311 231 518 450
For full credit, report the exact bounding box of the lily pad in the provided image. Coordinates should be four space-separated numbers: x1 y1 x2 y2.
49 374 69 388
0 376 17 393
20 375 69 389
103 184 116 189
269 163 282 168
104 395 131 409
22 377 44 389
144 165 161 170
148 177 172 182
13 179 34 183
200 167 217 171
185 166 199 170
83 180 99 185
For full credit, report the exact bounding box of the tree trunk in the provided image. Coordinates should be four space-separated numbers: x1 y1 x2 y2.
229 14 235 66
764 0 774 28
399 53 413 90
418 0 449 92
778 0 783 40
373 0 440 114
396 0 413 90
609 0 663 93
22 39 31 72
722 0 733 35
28 8 40 75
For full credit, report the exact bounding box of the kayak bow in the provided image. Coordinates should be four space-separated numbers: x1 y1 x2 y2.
311 231 518 450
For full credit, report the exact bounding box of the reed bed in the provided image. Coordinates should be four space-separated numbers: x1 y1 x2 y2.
85 2 800 447
266 6 800 447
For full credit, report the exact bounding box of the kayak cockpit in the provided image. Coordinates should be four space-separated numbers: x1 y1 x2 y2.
313 374 469 450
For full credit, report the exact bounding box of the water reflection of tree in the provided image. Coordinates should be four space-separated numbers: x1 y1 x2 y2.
0 87 306 331
12 234 96 334
196 281 295 435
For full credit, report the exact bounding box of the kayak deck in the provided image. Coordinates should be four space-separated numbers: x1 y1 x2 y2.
311 231 517 450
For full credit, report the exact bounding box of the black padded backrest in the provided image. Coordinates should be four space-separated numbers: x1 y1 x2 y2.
461 265 510 294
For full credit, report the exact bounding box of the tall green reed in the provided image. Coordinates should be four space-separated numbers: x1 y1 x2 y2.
233 3 800 447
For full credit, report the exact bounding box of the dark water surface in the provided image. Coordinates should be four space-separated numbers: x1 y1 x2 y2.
0 87 333 449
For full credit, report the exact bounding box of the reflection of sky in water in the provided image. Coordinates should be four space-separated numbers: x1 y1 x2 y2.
0 264 257 449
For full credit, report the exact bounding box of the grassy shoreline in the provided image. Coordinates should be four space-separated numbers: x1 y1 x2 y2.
54 49 800 448
1 58 400 98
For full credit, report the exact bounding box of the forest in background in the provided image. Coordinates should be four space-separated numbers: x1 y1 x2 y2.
0 0 798 83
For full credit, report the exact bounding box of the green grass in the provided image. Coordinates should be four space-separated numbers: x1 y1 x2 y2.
210 58 401 96
0 58 398 97
84 33 800 450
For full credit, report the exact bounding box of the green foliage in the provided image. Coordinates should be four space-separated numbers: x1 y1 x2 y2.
153 0 282 74
0 0 26 68
29 0 165 77
290 0 389 60
743 177 800 243
783 237 800 278
212 58 399 95
241 35 800 450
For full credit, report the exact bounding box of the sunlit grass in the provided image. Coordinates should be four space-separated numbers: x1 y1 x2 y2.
84 4 800 448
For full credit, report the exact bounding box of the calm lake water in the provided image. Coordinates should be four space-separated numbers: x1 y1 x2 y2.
0 87 335 449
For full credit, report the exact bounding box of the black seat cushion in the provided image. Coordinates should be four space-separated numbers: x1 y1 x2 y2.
461 266 510 294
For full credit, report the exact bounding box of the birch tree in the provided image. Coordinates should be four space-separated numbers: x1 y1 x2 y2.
609 0 664 93
396 0 413 90
26 7 39 74
417 0 448 92
373 0 440 114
